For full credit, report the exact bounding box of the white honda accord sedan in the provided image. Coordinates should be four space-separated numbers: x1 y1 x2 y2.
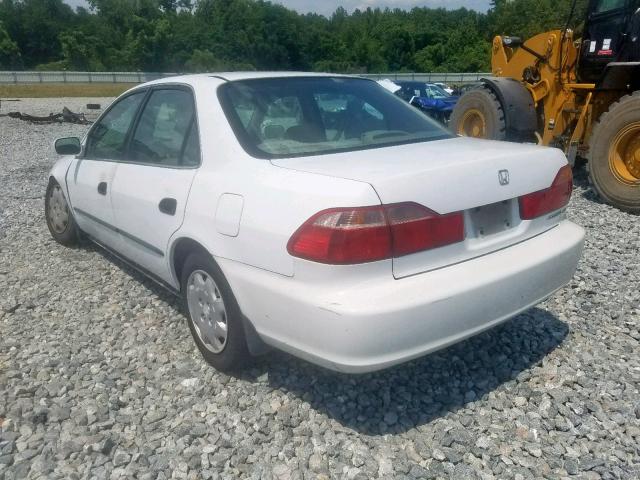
46 72 585 373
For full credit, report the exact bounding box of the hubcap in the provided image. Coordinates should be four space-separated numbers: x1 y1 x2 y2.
48 184 70 234
458 109 487 138
609 122 640 185
186 270 228 353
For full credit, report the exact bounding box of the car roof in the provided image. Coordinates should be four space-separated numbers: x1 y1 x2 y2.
397 81 433 87
142 71 364 87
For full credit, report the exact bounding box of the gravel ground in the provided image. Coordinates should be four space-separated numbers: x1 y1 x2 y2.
1 97 639 480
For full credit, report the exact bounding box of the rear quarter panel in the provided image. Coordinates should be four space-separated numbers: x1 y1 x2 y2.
175 160 381 278
170 78 381 280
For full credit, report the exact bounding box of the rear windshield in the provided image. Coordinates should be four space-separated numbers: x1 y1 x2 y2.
217 77 452 159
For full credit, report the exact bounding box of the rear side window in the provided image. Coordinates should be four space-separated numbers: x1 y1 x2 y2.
129 89 198 167
181 122 201 167
218 77 451 159
85 91 145 160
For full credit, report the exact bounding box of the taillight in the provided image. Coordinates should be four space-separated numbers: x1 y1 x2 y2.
386 203 464 256
519 165 573 220
287 202 464 264
286 206 391 264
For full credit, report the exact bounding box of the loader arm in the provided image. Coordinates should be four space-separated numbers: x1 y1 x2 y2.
492 30 596 149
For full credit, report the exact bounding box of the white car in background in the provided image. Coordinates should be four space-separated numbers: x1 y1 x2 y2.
46 73 584 373
434 82 454 95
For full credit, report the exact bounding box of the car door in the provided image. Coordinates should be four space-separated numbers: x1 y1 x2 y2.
110 86 200 283
66 90 147 248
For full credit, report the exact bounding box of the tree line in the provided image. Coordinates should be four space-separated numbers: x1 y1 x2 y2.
0 0 588 73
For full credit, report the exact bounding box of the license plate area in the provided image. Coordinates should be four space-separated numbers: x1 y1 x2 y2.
468 200 514 238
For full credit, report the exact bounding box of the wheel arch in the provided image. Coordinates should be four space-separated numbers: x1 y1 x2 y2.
170 236 211 289
480 77 538 141
169 236 270 355
47 157 79 233
48 156 75 199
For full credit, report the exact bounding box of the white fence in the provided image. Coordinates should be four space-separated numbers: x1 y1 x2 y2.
361 72 489 83
0 71 490 85
0 71 170 84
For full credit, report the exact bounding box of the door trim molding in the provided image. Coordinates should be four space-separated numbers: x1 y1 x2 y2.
74 207 164 257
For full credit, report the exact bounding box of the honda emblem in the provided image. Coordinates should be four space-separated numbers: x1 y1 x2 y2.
498 169 510 186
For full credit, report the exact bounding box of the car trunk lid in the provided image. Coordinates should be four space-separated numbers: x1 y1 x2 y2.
272 137 570 278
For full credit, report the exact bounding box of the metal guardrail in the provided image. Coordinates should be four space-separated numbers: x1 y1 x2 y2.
0 71 175 84
0 71 490 85
361 72 490 83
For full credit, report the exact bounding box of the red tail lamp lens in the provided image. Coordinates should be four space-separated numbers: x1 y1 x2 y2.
386 203 464 256
519 165 573 219
286 206 391 264
287 203 464 264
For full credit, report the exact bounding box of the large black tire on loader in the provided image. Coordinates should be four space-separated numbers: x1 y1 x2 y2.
589 91 640 213
450 87 507 141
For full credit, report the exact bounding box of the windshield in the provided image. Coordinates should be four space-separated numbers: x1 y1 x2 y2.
397 82 450 100
218 77 452 159
428 84 451 98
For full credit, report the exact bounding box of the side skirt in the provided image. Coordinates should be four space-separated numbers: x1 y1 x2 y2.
85 235 272 356
86 234 180 297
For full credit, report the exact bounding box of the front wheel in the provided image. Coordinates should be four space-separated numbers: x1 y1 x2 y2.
45 179 80 246
181 252 250 372
589 92 640 213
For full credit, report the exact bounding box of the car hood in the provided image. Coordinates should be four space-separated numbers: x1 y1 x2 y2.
270 137 568 214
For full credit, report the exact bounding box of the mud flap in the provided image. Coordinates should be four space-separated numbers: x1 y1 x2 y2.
481 77 538 141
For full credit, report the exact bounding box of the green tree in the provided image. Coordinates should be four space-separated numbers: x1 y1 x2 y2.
0 0 596 73
488 0 589 39
0 21 21 69
59 30 104 70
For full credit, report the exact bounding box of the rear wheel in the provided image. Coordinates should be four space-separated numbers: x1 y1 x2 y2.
181 251 250 372
450 87 506 141
589 92 640 213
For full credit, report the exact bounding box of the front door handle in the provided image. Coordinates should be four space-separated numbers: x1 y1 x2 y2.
97 182 107 195
159 198 177 216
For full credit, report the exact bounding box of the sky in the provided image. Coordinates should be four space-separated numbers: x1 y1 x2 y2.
64 0 492 16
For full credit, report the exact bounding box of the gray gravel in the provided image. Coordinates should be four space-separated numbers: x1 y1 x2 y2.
1 97 640 480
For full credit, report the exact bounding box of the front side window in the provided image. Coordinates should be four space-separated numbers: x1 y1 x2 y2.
396 85 415 101
218 77 451 159
85 91 145 160
594 0 626 13
129 89 197 166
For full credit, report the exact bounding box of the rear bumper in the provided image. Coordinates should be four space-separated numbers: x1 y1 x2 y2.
220 220 584 373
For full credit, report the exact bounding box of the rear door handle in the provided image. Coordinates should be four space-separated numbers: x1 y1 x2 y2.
97 182 107 195
159 198 177 216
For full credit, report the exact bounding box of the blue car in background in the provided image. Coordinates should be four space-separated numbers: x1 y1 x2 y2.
378 80 459 124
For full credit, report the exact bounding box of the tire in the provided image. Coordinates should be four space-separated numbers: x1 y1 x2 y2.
588 92 640 213
450 87 506 141
45 178 80 247
181 251 250 372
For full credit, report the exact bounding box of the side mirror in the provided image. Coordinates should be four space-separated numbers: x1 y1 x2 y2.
55 137 81 155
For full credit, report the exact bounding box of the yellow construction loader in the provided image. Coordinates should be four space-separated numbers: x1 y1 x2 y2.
451 0 640 213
